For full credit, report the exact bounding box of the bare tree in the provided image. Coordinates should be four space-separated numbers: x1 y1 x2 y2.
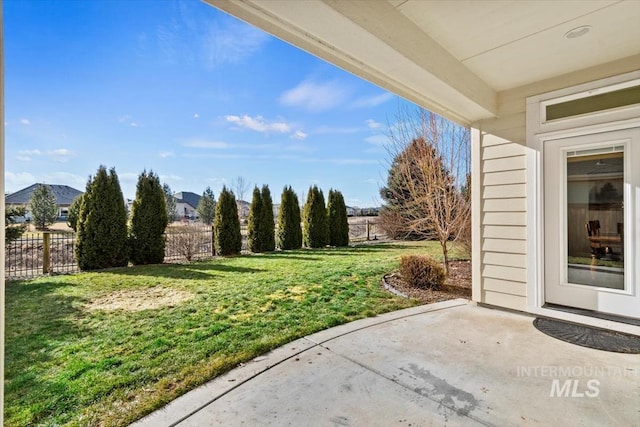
165 224 211 261
381 107 470 274
231 176 251 219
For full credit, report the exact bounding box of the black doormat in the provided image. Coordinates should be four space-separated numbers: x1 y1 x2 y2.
533 318 640 354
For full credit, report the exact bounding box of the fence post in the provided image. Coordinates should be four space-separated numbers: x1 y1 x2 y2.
366 220 370 241
42 232 51 275
211 225 216 256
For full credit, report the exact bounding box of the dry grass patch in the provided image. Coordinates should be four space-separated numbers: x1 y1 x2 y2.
86 287 194 312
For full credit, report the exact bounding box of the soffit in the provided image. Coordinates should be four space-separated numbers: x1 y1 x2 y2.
394 0 640 91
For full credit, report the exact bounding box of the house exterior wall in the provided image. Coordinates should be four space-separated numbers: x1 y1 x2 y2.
475 133 528 311
472 56 640 313
176 202 197 219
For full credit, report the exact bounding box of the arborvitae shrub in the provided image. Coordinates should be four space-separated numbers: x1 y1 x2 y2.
277 186 302 250
399 254 446 289
247 186 263 253
327 189 349 247
214 186 242 256
260 185 276 252
67 194 83 232
75 166 129 270
129 170 169 265
303 185 328 248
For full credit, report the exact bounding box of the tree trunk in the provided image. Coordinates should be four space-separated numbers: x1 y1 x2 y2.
440 240 450 276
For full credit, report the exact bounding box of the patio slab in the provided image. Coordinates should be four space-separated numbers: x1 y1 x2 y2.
132 300 639 426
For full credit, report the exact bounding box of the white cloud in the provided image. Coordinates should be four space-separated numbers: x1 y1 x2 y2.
118 115 140 127
16 148 74 162
119 172 140 183
159 174 183 189
203 20 270 68
49 149 72 156
156 4 269 69
182 139 230 149
48 149 74 163
18 149 42 159
364 135 388 146
291 130 307 140
41 172 86 189
194 113 200 118
312 125 363 135
118 172 139 198
20 119 31 125
5 171 87 193
280 80 350 112
225 115 291 134
5 171 36 191
366 119 382 129
350 92 394 109
159 151 174 158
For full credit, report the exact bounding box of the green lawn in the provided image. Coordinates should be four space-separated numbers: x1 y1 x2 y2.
5 241 464 426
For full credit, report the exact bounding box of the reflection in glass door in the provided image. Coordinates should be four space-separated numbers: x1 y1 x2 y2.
566 146 624 289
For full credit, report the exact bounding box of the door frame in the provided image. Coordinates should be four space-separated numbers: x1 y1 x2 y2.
526 70 640 335
543 129 638 314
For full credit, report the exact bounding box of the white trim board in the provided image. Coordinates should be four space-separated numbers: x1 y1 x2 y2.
526 70 640 334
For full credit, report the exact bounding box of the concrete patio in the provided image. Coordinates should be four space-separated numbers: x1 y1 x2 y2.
132 300 639 426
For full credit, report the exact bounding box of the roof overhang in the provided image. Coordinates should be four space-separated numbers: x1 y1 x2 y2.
205 0 640 127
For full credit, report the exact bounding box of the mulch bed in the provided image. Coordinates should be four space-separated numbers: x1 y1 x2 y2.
383 260 472 304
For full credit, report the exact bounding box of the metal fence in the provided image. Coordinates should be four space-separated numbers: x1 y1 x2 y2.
164 224 214 262
5 220 380 280
348 218 382 242
5 232 77 279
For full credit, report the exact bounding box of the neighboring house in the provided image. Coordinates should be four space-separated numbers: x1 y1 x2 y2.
5 183 83 220
345 206 356 217
359 207 380 217
237 200 250 219
174 191 201 220
209 1 640 334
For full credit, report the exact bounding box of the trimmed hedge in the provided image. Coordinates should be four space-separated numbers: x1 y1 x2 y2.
247 186 263 253
277 186 302 250
303 185 328 248
75 166 129 270
260 185 276 252
327 189 349 247
129 170 168 265
214 186 242 256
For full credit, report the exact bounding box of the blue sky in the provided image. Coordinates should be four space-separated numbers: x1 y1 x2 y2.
5 0 414 207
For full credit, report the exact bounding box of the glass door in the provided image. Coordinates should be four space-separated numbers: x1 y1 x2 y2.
544 128 639 319
566 147 624 289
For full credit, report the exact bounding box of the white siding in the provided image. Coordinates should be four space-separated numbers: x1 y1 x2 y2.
478 133 528 310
